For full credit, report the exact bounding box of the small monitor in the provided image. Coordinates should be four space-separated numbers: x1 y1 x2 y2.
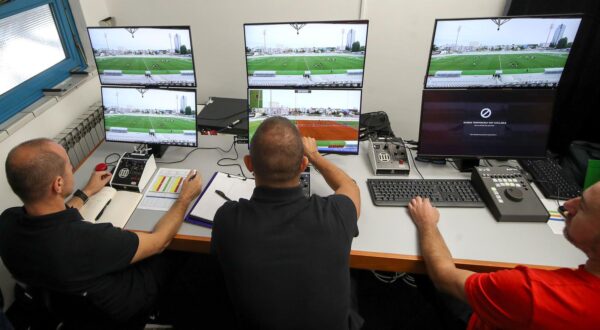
101 87 197 147
244 20 369 88
418 89 555 159
248 89 362 154
424 16 582 89
88 27 196 87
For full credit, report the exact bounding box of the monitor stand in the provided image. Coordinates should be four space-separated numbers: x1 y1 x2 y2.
147 144 168 159
453 158 480 172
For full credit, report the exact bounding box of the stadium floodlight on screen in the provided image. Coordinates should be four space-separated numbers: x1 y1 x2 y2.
88 27 196 87
248 89 362 154
101 87 197 147
424 15 583 89
244 20 369 88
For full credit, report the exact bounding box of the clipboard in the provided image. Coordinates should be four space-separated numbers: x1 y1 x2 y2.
185 171 255 228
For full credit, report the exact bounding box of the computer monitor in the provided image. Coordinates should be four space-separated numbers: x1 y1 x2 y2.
101 87 197 149
88 27 196 87
244 20 369 88
424 15 582 89
248 88 362 154
418 89 555 159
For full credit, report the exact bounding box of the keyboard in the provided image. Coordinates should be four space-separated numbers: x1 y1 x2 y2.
519 158 582 200
367 179 485 207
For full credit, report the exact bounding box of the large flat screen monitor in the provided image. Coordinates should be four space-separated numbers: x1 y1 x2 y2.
248 88 362 154
418 89 555 159
101 87 197 147
424 16 582 89
244 20 369 88
88 27 196 87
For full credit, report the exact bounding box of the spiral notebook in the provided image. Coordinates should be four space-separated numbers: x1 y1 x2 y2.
185 172 255 228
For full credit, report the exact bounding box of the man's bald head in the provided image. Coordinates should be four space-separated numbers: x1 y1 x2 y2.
5 138 67 204
250 117 304 184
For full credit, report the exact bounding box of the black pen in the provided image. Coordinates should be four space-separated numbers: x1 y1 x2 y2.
215 190 232 202
95 199 111 221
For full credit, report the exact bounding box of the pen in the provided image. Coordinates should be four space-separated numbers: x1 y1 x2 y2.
215 190 232 202
95 199 111 221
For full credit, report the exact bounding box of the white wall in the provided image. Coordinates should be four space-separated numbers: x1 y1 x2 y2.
102 0 506 139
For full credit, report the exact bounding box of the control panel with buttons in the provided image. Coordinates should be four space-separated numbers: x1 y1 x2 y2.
471 166 548 222
367 137 410 175
110 152 157 192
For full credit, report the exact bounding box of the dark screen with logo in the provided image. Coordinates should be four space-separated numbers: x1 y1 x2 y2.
418 89 555 158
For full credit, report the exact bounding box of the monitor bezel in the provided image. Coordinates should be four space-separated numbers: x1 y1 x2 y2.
101 86 198 148
417 88 555 160
423 14 584 90
243 20 370 89
87 26 198 88
247 86 363 155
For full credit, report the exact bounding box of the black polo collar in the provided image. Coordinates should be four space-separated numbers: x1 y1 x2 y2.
251 185 306 203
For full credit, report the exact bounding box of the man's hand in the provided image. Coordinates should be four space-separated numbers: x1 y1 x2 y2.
82 171 112 196
178 170 202 204
302 137 320 162
408 197 440 230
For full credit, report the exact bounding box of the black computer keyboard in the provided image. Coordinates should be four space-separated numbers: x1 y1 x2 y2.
367 179 485 207
519 158 582 200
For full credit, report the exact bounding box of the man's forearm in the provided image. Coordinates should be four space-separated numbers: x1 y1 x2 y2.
152 199 189 249
418 225 473 301
310 154 354 191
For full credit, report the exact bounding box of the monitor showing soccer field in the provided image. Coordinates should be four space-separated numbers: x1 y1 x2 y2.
248 89 362 154
244 20 369 88
425 16 582 88
89 27 196 87
101 87 197 147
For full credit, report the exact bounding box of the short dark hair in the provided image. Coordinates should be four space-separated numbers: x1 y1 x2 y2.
5 138 67 204
250 117 304 183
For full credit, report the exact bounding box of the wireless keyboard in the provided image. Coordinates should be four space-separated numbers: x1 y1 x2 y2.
519 158 582 200
367 179 485 207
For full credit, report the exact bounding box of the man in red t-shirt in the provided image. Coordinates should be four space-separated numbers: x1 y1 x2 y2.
408 181 600 329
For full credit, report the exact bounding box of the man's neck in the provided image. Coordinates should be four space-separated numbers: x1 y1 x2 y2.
585 258 600 278
24 197 66 217
255 177 300 189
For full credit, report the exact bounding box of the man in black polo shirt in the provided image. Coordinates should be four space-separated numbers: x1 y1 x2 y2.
0 138 202 326
211 117 362 329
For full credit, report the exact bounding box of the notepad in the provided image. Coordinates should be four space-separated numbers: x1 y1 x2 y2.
185 172 255 228
79 186 142 228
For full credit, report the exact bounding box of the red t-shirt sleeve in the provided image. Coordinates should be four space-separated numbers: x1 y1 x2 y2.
465 266 534 329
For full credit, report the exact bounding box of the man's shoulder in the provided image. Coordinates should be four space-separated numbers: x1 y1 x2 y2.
0 206 24 221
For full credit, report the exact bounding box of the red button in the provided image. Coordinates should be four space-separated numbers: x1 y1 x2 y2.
95 163 108 171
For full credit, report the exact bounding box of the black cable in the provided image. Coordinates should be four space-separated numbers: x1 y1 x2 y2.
216 142 248 178
104 153 121 165
407 148 424 179
156 142 235 165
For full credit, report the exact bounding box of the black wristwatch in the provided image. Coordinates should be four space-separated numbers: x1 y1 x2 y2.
73 189 89 204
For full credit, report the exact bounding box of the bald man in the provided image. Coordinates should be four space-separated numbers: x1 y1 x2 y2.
0 138 202 326
408 181 600 329
211 117 363 329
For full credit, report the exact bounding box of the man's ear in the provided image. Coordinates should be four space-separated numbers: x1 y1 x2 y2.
300 156 309 173
52 176 63 194
244 155 254 172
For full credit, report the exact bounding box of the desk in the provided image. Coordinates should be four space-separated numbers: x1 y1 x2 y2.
75 135 587 273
